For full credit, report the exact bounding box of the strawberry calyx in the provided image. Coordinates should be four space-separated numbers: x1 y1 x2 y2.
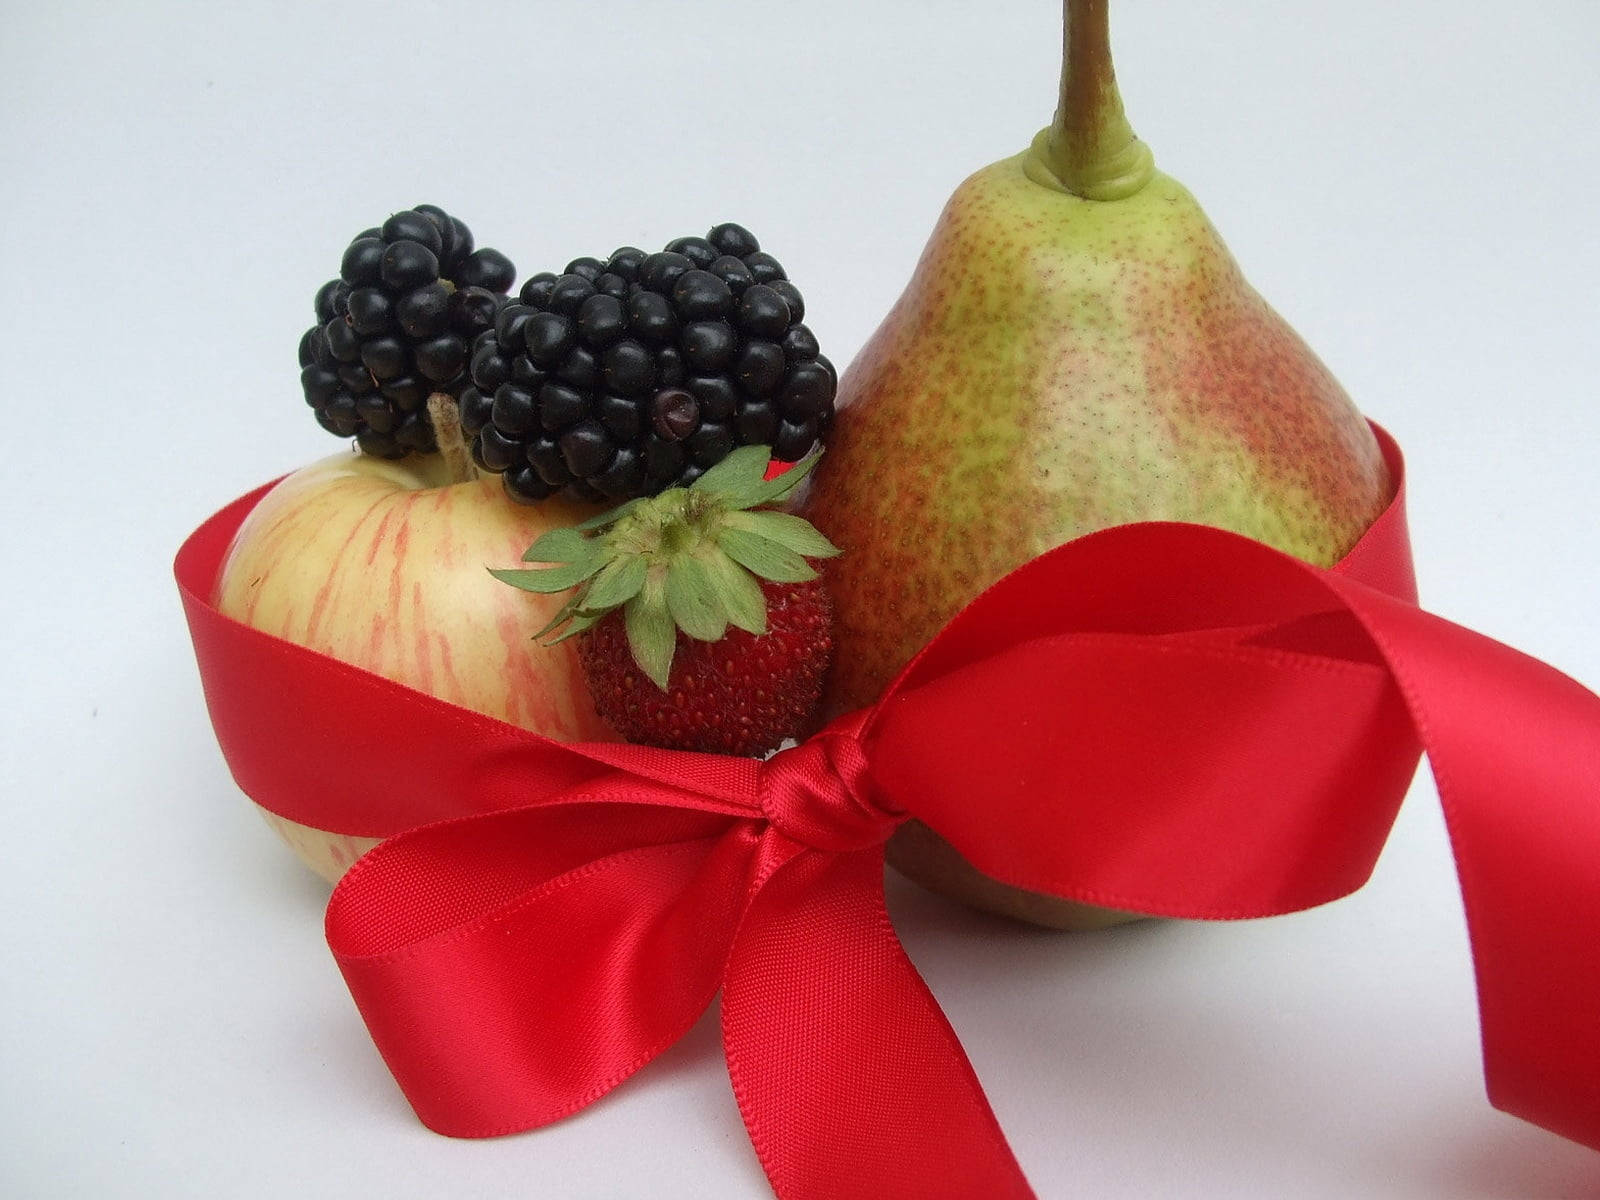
493 445 840 690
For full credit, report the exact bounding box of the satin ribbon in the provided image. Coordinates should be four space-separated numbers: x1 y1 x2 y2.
175 427 1600 1198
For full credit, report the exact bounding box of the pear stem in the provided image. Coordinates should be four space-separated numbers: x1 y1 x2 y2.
1031 0 1154 200
425 393 477 485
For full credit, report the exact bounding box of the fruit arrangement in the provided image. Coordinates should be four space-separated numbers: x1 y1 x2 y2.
222 0 1384 916
175 3 1600 1192
221 209 843 878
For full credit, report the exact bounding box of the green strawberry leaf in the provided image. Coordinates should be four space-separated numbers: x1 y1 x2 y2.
489 550 604 594
717 527 817 583
724 509 840 560
625 577 675 690
545 609 605 646
691 444 773 505
741 450 822 509
529 592 586 640
575 497 646 532
521 527 593 563
665 554 728 641
583 555 648 612
701 550 767 635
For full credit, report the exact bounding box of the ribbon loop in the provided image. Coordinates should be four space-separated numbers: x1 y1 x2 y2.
758 721 902 853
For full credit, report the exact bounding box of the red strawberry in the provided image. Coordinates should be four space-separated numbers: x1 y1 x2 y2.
577 574 832 755
493 445 840 756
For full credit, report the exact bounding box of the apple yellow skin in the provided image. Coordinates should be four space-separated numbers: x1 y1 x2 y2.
214 450 617 881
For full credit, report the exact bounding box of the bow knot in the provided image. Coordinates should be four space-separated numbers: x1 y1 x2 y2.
757 720 902 853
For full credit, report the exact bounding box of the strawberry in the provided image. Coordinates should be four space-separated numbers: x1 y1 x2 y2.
493 445 840 756
576 573 832 755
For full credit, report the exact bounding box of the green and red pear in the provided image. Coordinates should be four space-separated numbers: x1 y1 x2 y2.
800 0 1390 927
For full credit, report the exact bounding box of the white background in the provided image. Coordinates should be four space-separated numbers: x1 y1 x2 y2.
4 1 1599 1196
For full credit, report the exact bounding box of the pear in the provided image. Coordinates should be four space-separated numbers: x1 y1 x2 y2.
800 0 1391 928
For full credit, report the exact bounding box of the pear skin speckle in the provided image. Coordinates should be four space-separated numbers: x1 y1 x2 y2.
802 154 1390 716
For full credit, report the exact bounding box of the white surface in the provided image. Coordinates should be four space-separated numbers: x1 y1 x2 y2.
3 1 1598 1197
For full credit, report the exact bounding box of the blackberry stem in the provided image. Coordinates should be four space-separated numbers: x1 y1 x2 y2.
425 393 476 484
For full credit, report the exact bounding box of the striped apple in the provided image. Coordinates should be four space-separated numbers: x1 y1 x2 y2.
213 449 617 881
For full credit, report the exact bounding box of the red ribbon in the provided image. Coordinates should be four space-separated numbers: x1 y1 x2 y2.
176 427 1600 1198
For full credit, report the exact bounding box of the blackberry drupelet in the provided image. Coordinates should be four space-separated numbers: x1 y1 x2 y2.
461 223 836 504
299 206 516 459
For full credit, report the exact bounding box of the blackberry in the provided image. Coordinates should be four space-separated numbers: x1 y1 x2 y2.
460 222 835 505
299 206 515 458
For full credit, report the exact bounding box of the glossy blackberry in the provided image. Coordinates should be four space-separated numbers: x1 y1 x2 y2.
463 223 835 504
299 206 515 458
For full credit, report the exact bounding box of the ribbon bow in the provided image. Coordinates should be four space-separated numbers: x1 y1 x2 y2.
176 428 1600 1199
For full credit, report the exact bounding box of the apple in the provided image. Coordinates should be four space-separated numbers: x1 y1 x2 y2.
214 448 617 880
